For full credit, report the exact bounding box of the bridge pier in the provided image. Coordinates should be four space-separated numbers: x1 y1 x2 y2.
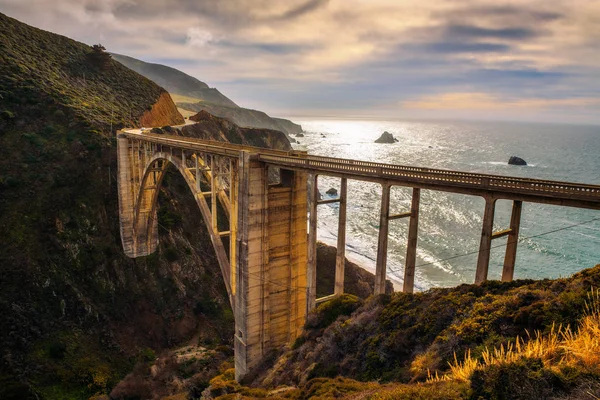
403 188 420 293
375 184 391 295
307 174 318 312
234 155 307 381
502 200 522 281
475 196 497 284
335 178 348 295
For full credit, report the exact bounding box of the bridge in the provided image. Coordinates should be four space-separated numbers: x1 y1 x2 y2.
117 129 600 380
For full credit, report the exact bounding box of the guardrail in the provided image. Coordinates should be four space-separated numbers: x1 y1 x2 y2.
257 154 600 202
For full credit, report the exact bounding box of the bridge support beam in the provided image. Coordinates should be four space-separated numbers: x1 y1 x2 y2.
375 184 391 295
335 178 348 295
307 174 318 311
502 200 522 282
235 157 308 381
403 188 420 293
475 197 497 284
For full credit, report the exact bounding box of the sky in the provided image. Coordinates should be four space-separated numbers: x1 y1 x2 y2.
2 0 600 124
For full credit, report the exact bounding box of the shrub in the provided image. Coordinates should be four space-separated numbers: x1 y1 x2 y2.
306 294 362 330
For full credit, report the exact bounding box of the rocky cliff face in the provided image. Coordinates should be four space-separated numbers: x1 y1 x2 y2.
273 117 303 135
186 110 292 150
140 92 185 127
315 242 394 298
177 101 302 137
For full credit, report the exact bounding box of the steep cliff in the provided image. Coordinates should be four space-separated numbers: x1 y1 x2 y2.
315 242 394 298
185 110 292 150
140 92 184 127
273 117 303 135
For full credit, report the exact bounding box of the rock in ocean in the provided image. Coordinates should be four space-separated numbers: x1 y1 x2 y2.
375 131 399 143
508 156 527 166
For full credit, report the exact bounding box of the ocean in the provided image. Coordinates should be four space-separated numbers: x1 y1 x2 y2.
290 118 600 290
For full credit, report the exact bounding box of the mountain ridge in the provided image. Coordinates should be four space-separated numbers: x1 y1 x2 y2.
111 53 239 108
111 53 303 137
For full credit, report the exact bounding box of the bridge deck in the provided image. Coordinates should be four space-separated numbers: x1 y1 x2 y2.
121 131 600 209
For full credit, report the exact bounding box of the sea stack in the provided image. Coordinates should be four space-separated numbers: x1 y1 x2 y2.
375 131 398 143
508 156 527 166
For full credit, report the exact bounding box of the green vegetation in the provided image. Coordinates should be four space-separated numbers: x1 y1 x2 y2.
0 13 171 133
0 12 229 398
234 265 600 399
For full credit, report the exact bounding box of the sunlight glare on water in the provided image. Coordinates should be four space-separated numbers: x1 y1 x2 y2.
292 118 600 290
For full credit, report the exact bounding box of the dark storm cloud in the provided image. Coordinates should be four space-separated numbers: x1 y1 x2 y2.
273 0 329 20
423 41 511 53
218 40 314 55
445 25 538 40
113 0 328 25
433 5 564 24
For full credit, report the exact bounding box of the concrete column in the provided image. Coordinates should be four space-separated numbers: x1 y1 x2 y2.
117 135 135 256
211 155 217 232
475 196 497 284
502 200 522 282
403 188 420 293
306 174 318 312
334 178 347 295
375 184 391 295
230 159 238 295
194 154 200 191
234 153 269 381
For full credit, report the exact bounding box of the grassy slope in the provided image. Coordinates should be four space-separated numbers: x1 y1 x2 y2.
0 12 226 399
203 265 600 399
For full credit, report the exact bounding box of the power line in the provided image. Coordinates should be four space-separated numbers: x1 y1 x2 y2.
154 213 600 293
389 216 600 273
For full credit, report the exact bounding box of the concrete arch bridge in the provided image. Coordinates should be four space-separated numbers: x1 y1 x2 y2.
117 129 600 380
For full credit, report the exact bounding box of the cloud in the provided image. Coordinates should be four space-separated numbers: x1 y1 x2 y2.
186 28 215 48
445 24 538 40
1 0 599 123
422 42 511 54
402 92 600 110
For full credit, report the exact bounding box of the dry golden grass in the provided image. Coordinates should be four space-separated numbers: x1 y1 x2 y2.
431 288 600 383
561 288 600 374
169 93 203 104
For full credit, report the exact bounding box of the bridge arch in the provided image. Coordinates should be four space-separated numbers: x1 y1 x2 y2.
119 146 236 305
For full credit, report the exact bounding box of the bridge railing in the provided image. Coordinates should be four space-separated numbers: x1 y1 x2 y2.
121 130 600 202
257 154 600 201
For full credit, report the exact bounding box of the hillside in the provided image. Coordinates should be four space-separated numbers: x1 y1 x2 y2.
0 12 225 399
110 53 303 137
112 53 239 108
201 264 600 399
